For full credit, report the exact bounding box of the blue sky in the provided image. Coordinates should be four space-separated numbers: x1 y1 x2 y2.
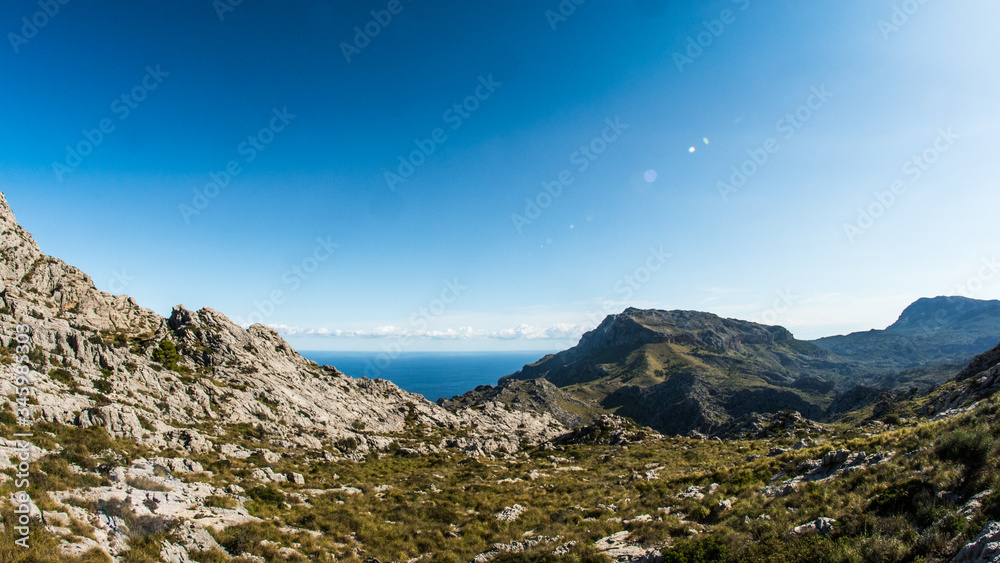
2 1 999 352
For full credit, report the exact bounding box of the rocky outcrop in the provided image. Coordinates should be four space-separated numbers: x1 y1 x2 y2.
714 410 827 440
593 531 663 562
0 191 565 459
48 456 245 558
761 449 894 497
552 414 658 446
471 536 562 563
791 517 836 536
494 504 525 522
956 342 1000 381
926 345 1000 417
76 405 147 440
951 521 1000 563
438 377 589 427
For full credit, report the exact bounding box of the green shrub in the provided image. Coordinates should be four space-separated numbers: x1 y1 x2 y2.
869 479 929 516
49 367 75 385
246 486 284 506
204 495 239 509
151 340 186 372
661 534 730 563
335 437 358 452
126 476 173 492
936 427 995 468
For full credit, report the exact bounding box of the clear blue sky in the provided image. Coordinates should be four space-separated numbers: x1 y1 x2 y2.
2 1 999 351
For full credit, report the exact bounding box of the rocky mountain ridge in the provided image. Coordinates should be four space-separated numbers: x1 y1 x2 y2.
472 307 863 435
0 190 564 458
0 189 574 560
452 297 1000 438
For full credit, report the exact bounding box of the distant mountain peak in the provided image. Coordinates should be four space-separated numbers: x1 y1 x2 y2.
494 306 838 436
811 296 1000 374
591 307 793 352
887 295 1000 334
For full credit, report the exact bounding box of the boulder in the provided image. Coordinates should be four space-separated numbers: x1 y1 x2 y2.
791 517 836 536
593 531 663 562
952 521 1000 563
821 450 851 467
494 504 525 522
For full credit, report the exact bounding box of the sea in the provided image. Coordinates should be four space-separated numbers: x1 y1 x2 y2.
299 351 555 402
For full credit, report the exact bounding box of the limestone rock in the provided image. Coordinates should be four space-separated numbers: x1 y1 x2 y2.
593 531 663 562
791 517 836 536
471 536 561 563
761 450 893 497
951 521 1000 563
960 490 995 517
76 405 146 440
495 504 525 522
152 457 205 474
0 191 564 464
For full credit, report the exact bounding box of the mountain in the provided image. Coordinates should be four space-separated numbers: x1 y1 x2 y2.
0 190 570 559
0 191 562 458
469 308 864 436
7 190 1000 562
810 296 1000 373
923 340 1000 417
453 300 1000 438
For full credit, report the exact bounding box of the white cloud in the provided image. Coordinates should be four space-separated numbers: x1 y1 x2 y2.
264 322 593 341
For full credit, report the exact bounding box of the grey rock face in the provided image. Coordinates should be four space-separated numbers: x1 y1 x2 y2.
952 521 1000 563
494 504 525 522
439 377 588 427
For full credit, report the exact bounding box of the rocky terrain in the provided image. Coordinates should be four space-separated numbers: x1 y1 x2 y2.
438 378 591 428
5 188 1000 562
0 191 565 561
0 192 564 454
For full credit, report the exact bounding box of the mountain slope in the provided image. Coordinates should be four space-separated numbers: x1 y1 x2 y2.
485 308 862 435
810 296 1000 372
923 340 1000 417
456 298 1000 437
0 191 563 458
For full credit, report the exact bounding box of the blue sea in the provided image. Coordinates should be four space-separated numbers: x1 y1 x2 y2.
299 351 555 402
